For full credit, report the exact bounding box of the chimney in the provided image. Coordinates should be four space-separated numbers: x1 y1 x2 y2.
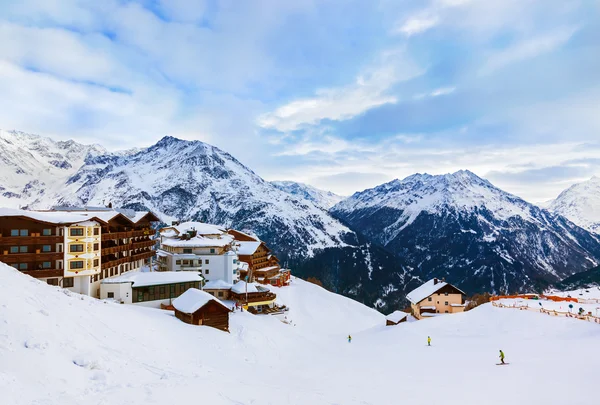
433 278 438 285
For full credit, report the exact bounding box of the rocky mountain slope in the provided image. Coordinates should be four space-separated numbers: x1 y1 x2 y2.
555 265 600 291
271 181 345 209
549 176 600 234
331 170 600 294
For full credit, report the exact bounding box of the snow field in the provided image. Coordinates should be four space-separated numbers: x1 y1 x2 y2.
1 265 599 405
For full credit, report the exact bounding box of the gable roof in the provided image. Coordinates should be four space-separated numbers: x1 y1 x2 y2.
406 279 465 304
386 310 409 323
236 241 262 255
0 208 107 226
172 288 230 314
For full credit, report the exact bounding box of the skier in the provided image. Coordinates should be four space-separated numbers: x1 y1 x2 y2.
348 335 352 343
499 349 505 364
427 336 431 346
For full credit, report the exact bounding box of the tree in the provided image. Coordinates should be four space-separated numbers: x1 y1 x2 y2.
306 277 323 287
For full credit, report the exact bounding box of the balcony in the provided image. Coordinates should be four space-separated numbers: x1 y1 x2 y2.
133 239 155 249
0 252 63 263
21 269 64 278
0 234 62 245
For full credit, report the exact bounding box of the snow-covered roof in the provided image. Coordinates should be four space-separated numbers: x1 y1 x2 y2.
229 229 260 241
420 306 436 310
236 241 262 255
163 222 227 236
203 280 233 290
421 312 444 317
231 280 260 294
101 271 203 287
238 261 249 271
254 265 280 273
130 211 151 223
386 310 409 323
161 234 234 248
0 208 104 225
172 288 229 314
406 279 465 304
450 303 466 307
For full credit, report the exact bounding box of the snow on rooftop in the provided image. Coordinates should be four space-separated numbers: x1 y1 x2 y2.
203 280 233 290
172 288 229 314
236 241 262 255
161 234 234 248
0 207 103 225
254 265 279 273
406 279 465 304
101 271 203 287
231 280 260 294
170 222 227 236
386 310 409 323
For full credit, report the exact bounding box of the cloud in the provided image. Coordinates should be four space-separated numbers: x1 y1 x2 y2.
257 49 423 132
394 15 439 36
479 27 579 75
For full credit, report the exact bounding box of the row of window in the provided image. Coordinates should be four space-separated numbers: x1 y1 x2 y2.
175 259 210 265
182 248 216 254
10 262 53 270
46 278 74 288
8 245 57 253
69 259 99 270
69 243 99 252
133 282 200 303
9 228 100 237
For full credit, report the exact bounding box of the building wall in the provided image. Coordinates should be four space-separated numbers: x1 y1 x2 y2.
156 249 239 283
413 291 464 319
100 282 133 304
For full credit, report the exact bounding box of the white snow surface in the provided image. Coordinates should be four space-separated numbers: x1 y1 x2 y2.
550 176 600 234
167 221 227 235
271 180 346 209
172 288 229 314
1 265 599 404
161 234 234 248
230 280 260 294
203 280 233 290
100 271 204 287
236 241 262 255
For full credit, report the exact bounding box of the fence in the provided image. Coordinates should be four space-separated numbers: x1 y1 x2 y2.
489 294 578 303
491 301 600 324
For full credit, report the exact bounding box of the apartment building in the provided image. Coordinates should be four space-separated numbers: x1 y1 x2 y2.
0 207 159 297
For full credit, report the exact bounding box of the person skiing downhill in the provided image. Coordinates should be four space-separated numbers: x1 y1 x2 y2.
499 350 505 364
348 335 352 343
427 336 431 346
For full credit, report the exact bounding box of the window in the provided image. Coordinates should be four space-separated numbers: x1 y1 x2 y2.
427 297 432 302
63 278 74 288
19 263 28 270
42 229 52 236
182 260 189 265
10 246 18 253
19 229 28 236
47 278 58 286
218 291 223 297
70 228 84 236
210 248 215 254
93 259 99 267
107 292 115 298
70 244 84 252
42 245 51 252
176 260 181 265
10 229 19 236
444 292 448 296
93 243 99 251
159 286 165 294
93 228 99 235
183 248 192 254
58 244 63 253
205 259 209 264
42 262 51 269
445 310 449 313
10 264 18 269
205 269 210 275
19 246 28 253
445 301 449 306
70 261 84 269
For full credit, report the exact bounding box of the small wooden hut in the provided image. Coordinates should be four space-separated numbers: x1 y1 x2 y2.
172 288 231 332
386 310 409 326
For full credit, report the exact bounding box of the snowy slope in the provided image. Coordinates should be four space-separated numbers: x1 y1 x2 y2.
271 181 345 209
15 135 353 258
332 170 600 294
2 264 599 405
550 176 600 234
0 130 106 208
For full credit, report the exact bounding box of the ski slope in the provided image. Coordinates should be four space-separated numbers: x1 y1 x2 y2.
1 264 599 405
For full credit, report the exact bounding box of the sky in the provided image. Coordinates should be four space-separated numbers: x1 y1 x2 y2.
0 0 599 203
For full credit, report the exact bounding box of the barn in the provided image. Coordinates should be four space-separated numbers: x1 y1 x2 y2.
172 288 231 332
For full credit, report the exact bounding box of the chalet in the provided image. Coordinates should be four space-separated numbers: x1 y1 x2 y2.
230 280 279 314
157 222 241 284
386 310 409 326
0 207 158 297
228 229 291 287
407 278 466 320
173 288 231 332
203 279 233 300
100 270 203 308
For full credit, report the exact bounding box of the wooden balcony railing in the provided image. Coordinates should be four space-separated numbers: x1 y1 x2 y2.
101 250 154 269
20 269 64 278
0 235 63 245
101 229 152 241
0 252 63 264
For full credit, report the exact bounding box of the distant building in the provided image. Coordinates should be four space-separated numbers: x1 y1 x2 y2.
0 207 158 297
173 288 230 331
386 310 409 326
230 280 278 314
100 270 203 308
407 278 466 320
157 222 241 284
228 229 291 287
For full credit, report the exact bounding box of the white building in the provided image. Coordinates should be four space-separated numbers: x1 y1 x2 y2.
157 222 241 284
100 270 204 308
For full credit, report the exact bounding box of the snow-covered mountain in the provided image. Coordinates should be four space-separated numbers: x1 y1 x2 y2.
331 170 600 294
271 181 345 209
0 129 106 208
549 176 600 234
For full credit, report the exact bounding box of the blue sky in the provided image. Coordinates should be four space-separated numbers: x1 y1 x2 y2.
0 0 599 202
